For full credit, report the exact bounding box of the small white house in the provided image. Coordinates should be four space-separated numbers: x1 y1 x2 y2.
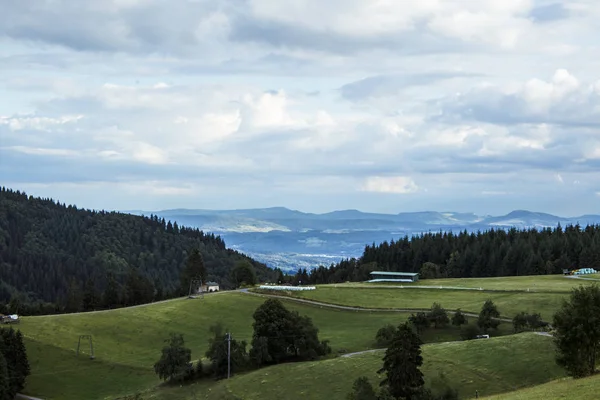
203 281 219 292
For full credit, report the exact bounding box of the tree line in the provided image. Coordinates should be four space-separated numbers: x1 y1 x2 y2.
287 224 600 284
0 187 280 315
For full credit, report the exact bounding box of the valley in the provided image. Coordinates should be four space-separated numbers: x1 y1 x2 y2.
137 208 600 272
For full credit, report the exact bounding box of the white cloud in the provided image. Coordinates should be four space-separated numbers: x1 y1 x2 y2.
362 176 419 194
1 1 600 215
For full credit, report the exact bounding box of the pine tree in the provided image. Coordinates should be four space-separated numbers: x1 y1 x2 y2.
82 279 100 311
180 248 207 293
103 273 120 309
378 323 425 400
0 348 10 400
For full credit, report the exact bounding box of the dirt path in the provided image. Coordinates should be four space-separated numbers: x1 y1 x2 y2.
16 394 44 400
240 289 513 322
565 275 600 282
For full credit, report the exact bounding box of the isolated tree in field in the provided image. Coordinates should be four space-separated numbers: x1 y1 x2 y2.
512 312 528 333
250 299 330 367
526 312 544 330
378 322 425 400
477 300 500 332
451 309 467 327
375 324 397 347
347 376 377 400
153 333 192 382
205 323 248 379
428 303 450 328
553 284 600 378
231 260 257 288
180 248 207 292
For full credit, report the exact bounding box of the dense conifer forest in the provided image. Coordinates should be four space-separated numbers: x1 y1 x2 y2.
0 187 277 314
295 224 600 284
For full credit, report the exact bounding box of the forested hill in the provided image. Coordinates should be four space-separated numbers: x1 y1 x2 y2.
0 187 275 312
298 225 600 284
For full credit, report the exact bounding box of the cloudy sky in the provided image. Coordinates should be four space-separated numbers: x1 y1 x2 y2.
1 0 600 216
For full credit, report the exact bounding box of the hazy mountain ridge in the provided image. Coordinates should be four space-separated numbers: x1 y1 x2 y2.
127 208 600 272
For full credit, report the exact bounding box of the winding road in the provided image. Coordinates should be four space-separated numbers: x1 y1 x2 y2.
239 289 514 322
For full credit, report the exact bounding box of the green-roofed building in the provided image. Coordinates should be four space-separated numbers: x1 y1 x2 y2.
367 271 419 283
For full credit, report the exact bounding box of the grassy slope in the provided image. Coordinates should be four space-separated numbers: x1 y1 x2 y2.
363 275 595 292
290 286 565 320
482 374 600 399
145 333 564 400
21 292 488 399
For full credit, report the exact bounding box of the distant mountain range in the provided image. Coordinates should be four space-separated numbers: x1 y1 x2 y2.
126 208 600 272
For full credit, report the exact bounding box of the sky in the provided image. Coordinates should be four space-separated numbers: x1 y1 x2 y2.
1 0 600 216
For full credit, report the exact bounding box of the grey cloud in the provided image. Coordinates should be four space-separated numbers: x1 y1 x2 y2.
528 3 570 23
432 88 600 127
0 0 231 54
339 72 481 101
228 16 475 55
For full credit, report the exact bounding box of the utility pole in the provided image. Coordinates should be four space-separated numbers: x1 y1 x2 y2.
227 332 231 379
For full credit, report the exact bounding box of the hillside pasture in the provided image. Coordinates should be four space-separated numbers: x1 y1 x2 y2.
145 333 564 400
482 374 600 400
288 286 566 320
20 292 494 399
351 274 596 292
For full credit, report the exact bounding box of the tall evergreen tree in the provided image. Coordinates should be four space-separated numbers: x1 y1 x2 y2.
103 273 120 309
180 248 207 293
553 284 600 378
82 278 100 311
0 349 10 400
378 323 425 400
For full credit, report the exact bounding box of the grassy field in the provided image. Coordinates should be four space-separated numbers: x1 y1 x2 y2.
19 274 581 399
287 286 566 320
142 333 564 400
482 374 600 399
20 292 497 399
364 275 595 292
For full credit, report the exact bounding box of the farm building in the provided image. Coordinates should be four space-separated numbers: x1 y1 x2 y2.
201 281 220 292
367 271 419 283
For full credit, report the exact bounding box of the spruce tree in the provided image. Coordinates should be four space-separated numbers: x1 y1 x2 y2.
180 248 207 293
0 349 10 400
378 322 425 400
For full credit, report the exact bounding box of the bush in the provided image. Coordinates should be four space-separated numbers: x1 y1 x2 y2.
428 303 450 329
461 324 481 341
451 309 467 327
375 324 397 347
347 377 377 400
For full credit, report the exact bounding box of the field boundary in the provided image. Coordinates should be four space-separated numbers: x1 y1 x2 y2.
242 289 513 322
322 284 571 294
